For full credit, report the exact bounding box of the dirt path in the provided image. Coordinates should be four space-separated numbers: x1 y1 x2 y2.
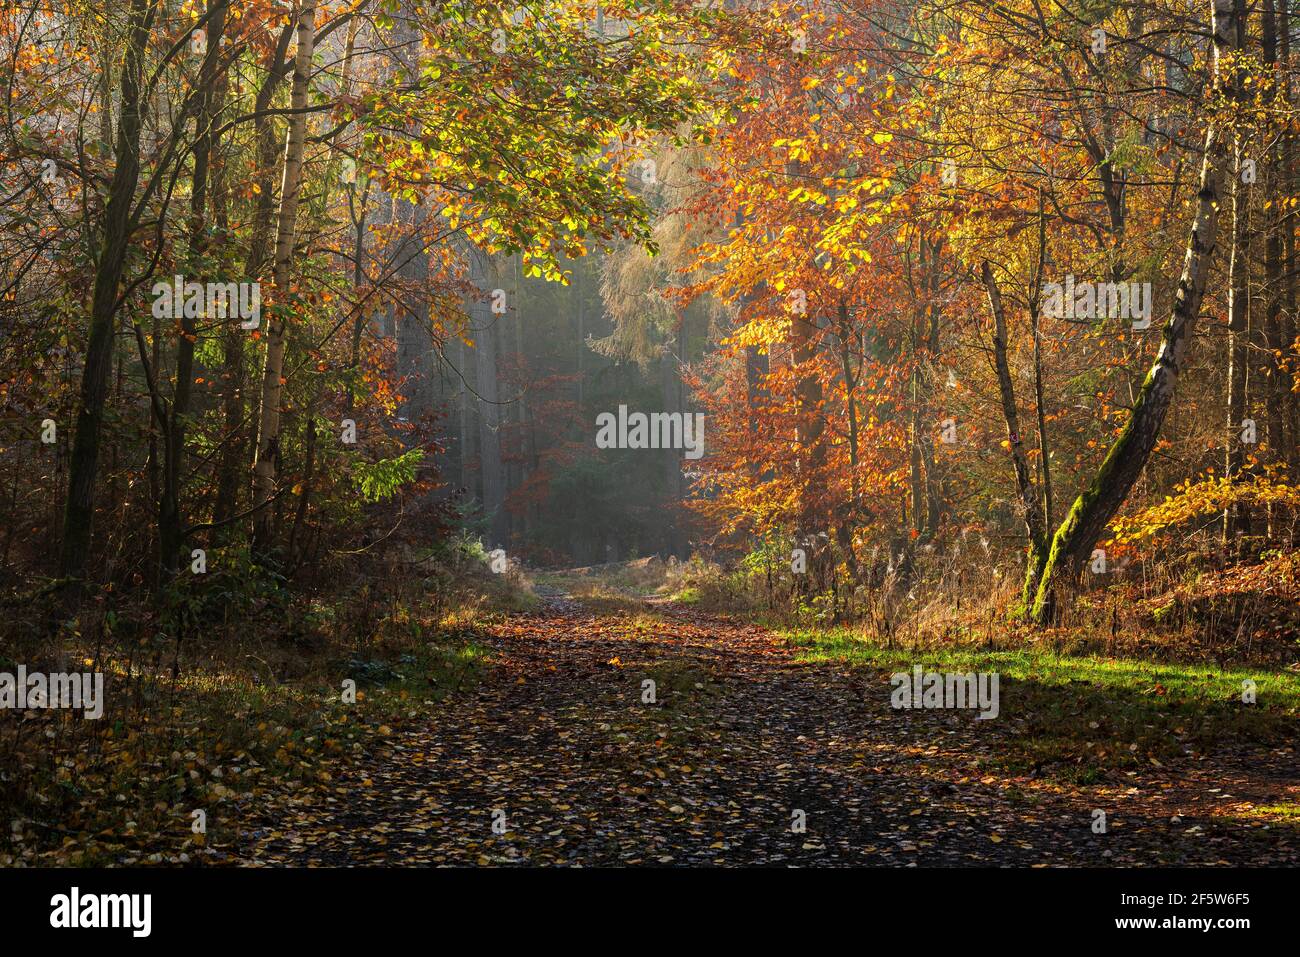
232 593 1299 866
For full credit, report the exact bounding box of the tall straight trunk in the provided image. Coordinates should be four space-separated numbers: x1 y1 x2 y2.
1031 307 1051 529
457 335 475 491
1028 0 1242 623
213 330 245 535
744 346 767 446
661 324 683 555
906 236 944 536
392 11 433 428
59 0 154 587
790 302 825 538
514 269 537 539
288 391 318 562
1224 138 1252 543
835 301 860 496
252 0 317 552
245 24 296 278
1282 0 1300 479
214 22 294 528
783 141 825 546
908 363 923 536
574 256 585 409
981 262 1048 607
923 238 946 531
1030 192 1053 530
210 34 240 536
735 208 768 479
474 252 507 546
504 257 524 541
906 244 926 535
339 12 368 418
160 0 228 581
834 300 860 578
1261 0 1292 538
344 180 372 415
395 197 433 422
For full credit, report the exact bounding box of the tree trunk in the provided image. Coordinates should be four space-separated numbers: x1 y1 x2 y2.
214 22 293 530
1261 0 1291 538
252 0 317 554
835 300 860 580
790 294 826 578
160 0 228 582
59 0 153 589
245 24 296 279
392 13 433 429
1224 135 1252 544
1282 0 1300 482
395 196 433 423
661 324 683 556
213 22 294 534
457 334 475 492
474 251 507 546
514 273 538 539
344 181 372 415
1030 192 1053 531
924 238 946 532
981 262 1048 608
211 32 242 538
1028 0 1242 623
288 392 318 564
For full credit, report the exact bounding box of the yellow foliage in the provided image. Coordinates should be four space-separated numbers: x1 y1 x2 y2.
1109 471 1300 544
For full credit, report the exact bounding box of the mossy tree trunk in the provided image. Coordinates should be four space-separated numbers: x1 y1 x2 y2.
1028 0 1243 623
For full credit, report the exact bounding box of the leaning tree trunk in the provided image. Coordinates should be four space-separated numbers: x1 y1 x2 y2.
59 0 153 590
1028 0 1242 623
251 0 317 554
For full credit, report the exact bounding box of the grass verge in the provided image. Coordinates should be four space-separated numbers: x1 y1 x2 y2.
783 626 1300 784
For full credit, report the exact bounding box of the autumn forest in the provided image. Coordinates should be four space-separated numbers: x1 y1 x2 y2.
0 0 1297 903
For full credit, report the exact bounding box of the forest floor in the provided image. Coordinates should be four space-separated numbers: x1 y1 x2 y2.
227 578 1300 867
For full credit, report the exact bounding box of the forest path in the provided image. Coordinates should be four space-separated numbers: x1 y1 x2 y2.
234 590 1298 866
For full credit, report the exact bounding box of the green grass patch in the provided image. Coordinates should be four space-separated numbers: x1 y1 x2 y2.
345 632 490 701
670 585 701 604
784 626 1300 783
